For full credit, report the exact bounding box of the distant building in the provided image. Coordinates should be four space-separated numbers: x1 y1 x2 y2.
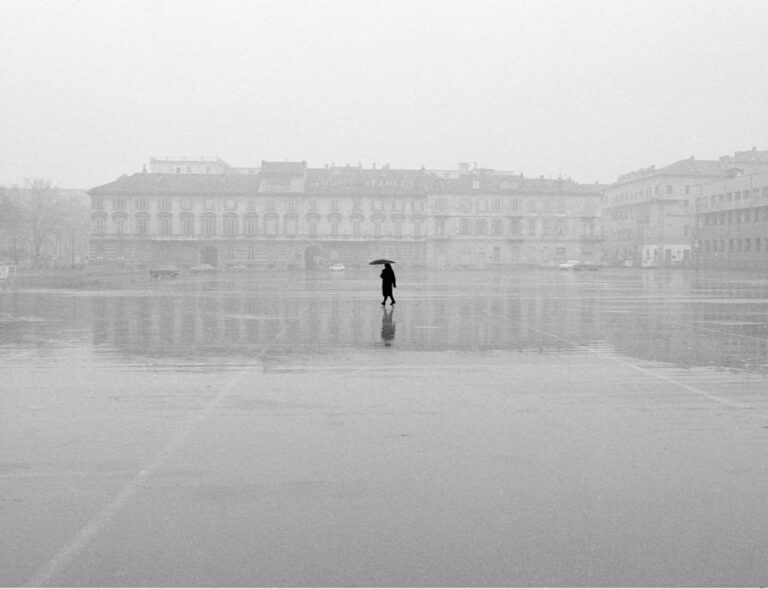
693 169 768 271
148 156 258 175
88 161 428 269
426 170 604 267
602 157 729 267
88 159 604 269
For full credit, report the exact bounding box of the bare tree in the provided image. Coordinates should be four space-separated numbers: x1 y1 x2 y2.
0 185 26 264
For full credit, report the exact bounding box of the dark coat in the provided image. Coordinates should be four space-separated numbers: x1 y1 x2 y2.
380 265 396 297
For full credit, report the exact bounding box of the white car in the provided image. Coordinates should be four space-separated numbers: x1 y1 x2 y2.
190 263 216 273
558 260 583 270
328 263 346 271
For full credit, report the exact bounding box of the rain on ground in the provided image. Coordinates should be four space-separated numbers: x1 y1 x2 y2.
2 267 768 587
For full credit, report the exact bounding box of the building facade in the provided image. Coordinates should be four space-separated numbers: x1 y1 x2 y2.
602 158 727 267
426 171 603 267
693 170 768 271
89 159 604 269
603 149 768 267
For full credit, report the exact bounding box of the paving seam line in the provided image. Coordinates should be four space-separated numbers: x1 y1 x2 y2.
487 311 768 420
24 304 310 588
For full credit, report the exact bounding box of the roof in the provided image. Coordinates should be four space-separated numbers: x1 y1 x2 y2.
260 161 307 176
305 167 430 195
657 159 725 177
88 173 261 196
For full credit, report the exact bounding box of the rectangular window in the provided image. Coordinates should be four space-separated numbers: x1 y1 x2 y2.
181 216 194 236
460 218 470 235
527 219 536 236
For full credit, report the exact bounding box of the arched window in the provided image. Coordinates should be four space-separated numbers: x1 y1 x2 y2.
201 214 217 236
180 214 195 236
135 213 149 235
284 214 298 236
244 215 259 235
264 214 278 236
158 214 173 235
223 214 239 236
91 214 106 235
113 213 127 236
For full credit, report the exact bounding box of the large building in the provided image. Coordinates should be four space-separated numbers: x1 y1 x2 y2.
693 169 768 271
88 159 604 269
426 170 604 267
602 148 768 267
602 158 727 267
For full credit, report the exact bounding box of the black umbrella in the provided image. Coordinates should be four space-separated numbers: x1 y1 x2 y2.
369 259 396 265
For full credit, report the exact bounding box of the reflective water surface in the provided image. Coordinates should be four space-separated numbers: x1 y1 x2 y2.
2 268 768 586
3 268 768 370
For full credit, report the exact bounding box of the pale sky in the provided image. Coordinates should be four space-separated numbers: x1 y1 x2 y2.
1 0 767 189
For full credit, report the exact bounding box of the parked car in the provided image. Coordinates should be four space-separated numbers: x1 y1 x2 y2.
581 261 603 271
558 260 584 270
190 263 216 273
227 264 248 272
328 263 346 271
149 264 179 279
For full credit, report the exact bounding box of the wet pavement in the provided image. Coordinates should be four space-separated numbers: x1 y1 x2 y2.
2 268 768 586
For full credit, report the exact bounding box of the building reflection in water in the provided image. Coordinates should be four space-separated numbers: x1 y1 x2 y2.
2 274 767 373
79 280 768 373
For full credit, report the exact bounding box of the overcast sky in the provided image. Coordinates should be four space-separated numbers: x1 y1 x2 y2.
1 0 767 189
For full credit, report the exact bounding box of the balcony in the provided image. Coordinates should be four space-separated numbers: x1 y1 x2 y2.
91 232 428 242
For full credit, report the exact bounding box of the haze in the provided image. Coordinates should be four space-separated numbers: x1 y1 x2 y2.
1 0 767 189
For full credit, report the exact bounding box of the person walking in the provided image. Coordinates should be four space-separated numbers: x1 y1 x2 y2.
380 262 396 306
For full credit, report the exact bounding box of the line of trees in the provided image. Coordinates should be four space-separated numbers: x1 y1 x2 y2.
0 179 90 267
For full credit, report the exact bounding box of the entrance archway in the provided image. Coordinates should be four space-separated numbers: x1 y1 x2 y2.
200 245 218 267
304 246 322 270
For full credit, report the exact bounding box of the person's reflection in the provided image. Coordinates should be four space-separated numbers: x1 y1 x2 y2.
381 307 396 346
